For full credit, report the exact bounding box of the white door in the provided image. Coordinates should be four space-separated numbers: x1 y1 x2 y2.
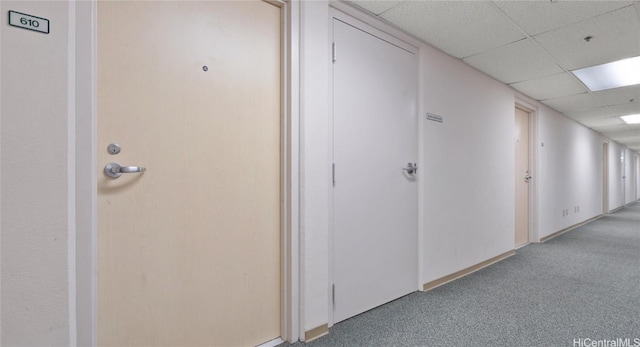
97 2 282 346
332 17 418 323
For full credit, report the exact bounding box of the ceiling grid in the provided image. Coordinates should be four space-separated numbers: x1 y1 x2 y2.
351 0 640 151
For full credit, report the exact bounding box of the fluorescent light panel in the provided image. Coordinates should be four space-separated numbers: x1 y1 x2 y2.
572 56 640 91
620 114 640 124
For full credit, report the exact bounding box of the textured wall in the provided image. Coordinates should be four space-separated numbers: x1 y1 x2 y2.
0 1 71 345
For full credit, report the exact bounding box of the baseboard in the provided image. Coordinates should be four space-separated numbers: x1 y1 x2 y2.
609 206 623 213
256 337 284 347
422 250 516 292
540 214 603 243
304 323 328 342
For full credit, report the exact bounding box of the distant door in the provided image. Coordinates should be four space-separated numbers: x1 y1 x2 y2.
515 107 530 247
633 155 640 200
603 142 609 213
97 2 282 345
332 17 418 323
621 150 626 204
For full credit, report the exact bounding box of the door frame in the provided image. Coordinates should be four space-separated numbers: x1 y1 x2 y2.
514 100 539 244
327 4 421 326
73 1 300 345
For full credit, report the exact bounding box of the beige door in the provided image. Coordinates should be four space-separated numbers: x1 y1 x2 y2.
97 2 281 346
633 155 640 200
514 107 530 247
603 142 609 213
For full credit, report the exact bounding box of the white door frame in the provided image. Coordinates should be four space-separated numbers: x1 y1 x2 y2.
327 4 421 326
73 1 300 345
515 100 539 243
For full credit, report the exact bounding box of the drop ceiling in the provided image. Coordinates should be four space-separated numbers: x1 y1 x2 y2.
349 0 640 152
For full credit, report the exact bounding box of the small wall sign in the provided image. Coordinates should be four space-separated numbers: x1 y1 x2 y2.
8 11 50 34
426 113 443 123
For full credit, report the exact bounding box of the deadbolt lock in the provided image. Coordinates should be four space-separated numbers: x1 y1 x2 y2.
107 143 121 155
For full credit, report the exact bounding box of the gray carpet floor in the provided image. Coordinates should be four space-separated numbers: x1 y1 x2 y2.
293 202 640 347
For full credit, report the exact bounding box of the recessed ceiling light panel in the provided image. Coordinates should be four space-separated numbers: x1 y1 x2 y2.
620 114 640 124
572 56 640 92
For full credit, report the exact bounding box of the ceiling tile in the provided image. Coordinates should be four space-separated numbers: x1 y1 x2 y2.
601 128 640 140
541 92 605 113
493 0 633 36
565 106 618 121
616 139 640 150
381 1 525 58
350 1 404 16
567 100 640 123
607 100 640 116
617 137 640 146
534 6 640 70
463 38 563 84
350 0 638 151
592 124 640 141
579 116 626 128
510 72 587 100
593 85 640 106
587 124 640 151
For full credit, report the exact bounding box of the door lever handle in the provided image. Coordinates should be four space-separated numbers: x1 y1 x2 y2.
104 162 146 179
403 162 417 175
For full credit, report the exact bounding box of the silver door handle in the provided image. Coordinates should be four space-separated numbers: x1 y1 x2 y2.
104 162 146 179
403 162 417 175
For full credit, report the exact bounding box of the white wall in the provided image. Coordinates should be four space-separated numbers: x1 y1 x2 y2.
0 1 72 345
535 103 604 238
421 46 515 283
299 0 330 334
297 1 639 337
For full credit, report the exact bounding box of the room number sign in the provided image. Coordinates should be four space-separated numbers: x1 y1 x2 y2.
8 11 50 34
